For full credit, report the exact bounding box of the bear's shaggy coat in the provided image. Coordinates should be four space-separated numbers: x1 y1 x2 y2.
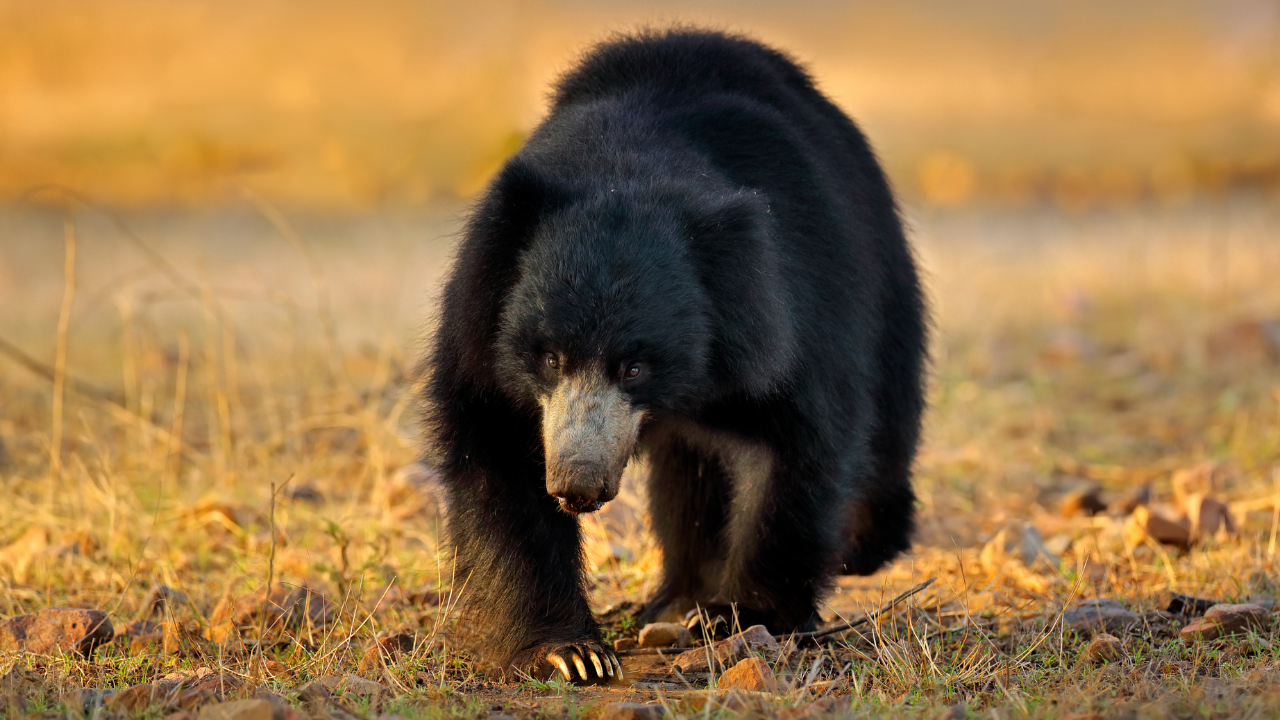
423 29 926 683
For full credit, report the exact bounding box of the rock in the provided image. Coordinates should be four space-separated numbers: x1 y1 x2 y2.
1126 506 1190 548
0 607 113 656
980 523 1060 573
105 683 159 712
717 657 777 692
1112 484 1151 515
1184 494 1236 541
210 584 334 636
1062 599 1141 635
319 674 382 697
1165 593 1217 616
197 699 274 720
359 633 416 673
1079 634 1124 665
1205 603 1269 629
141 585 190 618
673 624 777 673
165 712 194 720
1061 484 1107 517
638 623 691 649
288 484 325 504
614 637 637 651
1179 604 1268 642
65 688 112 715
602 702 667 720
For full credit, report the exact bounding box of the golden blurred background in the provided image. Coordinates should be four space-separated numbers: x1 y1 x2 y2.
3 0 1279 209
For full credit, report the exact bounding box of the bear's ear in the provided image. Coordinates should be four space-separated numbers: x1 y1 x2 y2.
684 190 796 394
480 158 574 235
432 159 573 388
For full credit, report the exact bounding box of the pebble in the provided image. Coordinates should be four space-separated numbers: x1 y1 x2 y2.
104 683 159 712
1126 506 1190 548
673 624 777 673
1180 603 1270 641
359 632 416 673
717 657 777 692
638 622 691 648
1062 599 1141 635
0 607 113 656
1079 634 1124 665
141 585 190 618
614 637 638 651
980 523 1060 573
1060 484 1107 517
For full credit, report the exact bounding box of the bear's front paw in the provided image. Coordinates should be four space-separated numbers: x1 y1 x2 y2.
516 641 622 685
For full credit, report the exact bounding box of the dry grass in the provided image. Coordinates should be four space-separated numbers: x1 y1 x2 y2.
1 196 1279 719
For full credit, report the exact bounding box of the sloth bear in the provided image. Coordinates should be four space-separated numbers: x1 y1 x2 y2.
423 29 926 684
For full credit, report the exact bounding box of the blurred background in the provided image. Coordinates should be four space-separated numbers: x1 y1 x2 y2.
2 0 1279 209
1 0 1279 635
1 0 1278 537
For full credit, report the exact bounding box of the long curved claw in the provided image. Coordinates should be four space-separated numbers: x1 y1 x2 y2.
589 649 606 677
571 651 589 680
548 652 573 681
612 653 624 679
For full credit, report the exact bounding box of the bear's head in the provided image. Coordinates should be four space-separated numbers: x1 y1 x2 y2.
495 186 714 513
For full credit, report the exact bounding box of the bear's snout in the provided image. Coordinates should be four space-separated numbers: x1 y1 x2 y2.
541 370 643 514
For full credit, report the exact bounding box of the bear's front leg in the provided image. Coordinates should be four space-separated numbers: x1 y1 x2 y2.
439 439 621 684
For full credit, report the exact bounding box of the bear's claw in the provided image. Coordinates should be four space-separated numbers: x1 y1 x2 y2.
537 641 621 685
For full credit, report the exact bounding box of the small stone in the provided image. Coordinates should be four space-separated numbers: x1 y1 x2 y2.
176 687 220 710
1184 494 1236 541
717 657 777 692
638 622 691 648
1165 593 1217 616
602 702 667 720
141 585 190 618
359 632 416 673
1080 634 1124 665
1178 604 1267 643
1112 484 1151 515
64 688 112 715
980 523 1060 573
1179 617 1223 641
197 699 274 720
288 484 325 504
1200 603 1269 634
1061 484 1107 517
1126 506 1190 548
0 607 113 656
1062 599 1141 635
673 624 777 673
614 637 637 651
105 683 159 712
165 712 194 720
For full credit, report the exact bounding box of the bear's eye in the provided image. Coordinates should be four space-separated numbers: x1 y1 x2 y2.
545 353 560 372
623 363 643 380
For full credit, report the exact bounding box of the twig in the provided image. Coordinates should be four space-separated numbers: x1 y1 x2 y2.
615 577 936 656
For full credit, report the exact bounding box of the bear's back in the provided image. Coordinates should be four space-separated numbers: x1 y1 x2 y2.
552 30 825 118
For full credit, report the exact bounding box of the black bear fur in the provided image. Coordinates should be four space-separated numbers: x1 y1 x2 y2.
422 28 926 681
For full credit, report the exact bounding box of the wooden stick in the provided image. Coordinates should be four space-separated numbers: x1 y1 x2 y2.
614 576 936 656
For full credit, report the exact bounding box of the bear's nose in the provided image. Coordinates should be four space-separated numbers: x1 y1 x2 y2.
551 489 604 514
